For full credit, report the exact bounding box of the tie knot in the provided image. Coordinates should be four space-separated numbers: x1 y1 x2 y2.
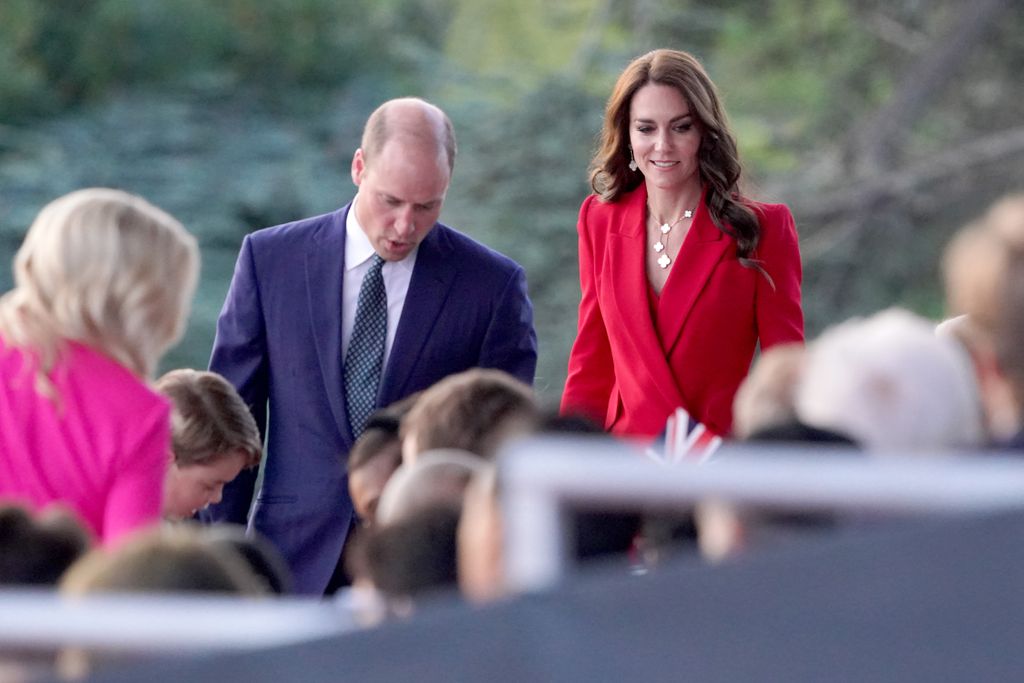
369 253 385 271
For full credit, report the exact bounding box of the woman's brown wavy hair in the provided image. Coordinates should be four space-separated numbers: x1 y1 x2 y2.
589 49 761 266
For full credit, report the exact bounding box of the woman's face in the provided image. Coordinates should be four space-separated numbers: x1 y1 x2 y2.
627 82 703 194
163 450 249 520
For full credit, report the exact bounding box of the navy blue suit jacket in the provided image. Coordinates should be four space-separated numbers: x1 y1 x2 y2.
203 203 537 594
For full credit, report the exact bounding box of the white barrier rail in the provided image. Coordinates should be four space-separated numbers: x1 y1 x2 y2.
0 590 363 652
5 440 1024 655
498 436 1024 593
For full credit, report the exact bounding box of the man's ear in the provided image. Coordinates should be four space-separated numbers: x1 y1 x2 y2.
351 148 365 186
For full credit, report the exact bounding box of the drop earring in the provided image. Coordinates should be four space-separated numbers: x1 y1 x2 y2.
628 146 638 172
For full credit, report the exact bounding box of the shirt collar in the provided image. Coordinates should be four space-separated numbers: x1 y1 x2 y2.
345 197 377 272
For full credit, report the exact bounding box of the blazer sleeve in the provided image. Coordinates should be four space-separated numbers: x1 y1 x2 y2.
755 204 805 349
561 195 616 424
478 264 538 386
203 234 269 525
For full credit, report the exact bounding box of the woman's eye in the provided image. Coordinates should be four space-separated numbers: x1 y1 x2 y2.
635 126 653 134
675 123 693 133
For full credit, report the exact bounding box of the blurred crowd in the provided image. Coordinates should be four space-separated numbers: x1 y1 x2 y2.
2 187 1024 677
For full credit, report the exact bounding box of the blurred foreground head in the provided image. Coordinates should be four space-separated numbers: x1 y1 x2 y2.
358 451 487 603
202 525 293 595
796 308 983 451
376 449 487 527
456 454 640 605
60 526 266 596
943 194 1024 441
0 504 91 586
58 526 265 678
0 188 199 381
347 394 419 524
732 343 805 440
457 466 504 604
401 369 537 464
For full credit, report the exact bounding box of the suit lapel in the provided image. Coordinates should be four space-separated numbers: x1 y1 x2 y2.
607 186 686 411
378 226 456 405
305 206 352 444
657 192 731 356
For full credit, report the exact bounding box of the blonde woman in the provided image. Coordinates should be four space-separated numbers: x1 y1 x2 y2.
0 188 199 543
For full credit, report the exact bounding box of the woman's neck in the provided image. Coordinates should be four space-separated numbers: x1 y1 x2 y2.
645 182 702 224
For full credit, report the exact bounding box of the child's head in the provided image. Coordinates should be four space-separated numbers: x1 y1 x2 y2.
155 369 261 519
348 414 404 524
347 394 420 524
400 369 536 464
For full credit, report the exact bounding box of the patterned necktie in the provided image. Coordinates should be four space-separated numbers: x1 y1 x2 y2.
345 254 387 437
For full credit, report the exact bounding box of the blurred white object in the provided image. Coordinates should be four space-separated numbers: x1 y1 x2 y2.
796 308 984 451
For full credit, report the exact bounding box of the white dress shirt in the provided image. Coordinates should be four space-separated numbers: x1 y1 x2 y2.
341 197 418 367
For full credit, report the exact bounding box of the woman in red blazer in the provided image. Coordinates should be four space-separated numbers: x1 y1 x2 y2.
561 49 804 439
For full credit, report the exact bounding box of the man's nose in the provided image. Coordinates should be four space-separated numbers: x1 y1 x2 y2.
394 206 416 238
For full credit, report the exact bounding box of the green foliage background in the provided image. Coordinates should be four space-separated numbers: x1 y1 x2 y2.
1 0 1022 404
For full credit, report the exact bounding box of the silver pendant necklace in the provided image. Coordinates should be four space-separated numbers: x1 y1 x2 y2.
652 206 694 269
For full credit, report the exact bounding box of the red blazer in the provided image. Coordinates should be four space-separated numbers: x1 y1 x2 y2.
561 184 804 438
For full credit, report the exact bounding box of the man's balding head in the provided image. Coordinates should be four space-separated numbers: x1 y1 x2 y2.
350 98 455 261
361 98 456 175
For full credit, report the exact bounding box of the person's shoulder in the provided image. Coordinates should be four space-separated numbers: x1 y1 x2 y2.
744 199 798 259
63 343 169 416
579 193 604 221
247 207 346 248
430 223 523 274
589 186 642 214
742 197 794 227
580 186 642 227
64 344 154 392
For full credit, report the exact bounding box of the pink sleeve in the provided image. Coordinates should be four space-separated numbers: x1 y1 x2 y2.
101 400 170 545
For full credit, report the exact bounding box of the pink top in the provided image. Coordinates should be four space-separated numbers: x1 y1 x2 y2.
0 337 170 544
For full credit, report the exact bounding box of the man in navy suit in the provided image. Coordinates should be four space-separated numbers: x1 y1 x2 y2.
203 98 537 594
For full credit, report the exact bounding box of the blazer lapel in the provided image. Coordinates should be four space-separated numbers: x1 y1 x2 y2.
607 187 686 411
657 192 732 357
305 206 352 443
378 226 456 405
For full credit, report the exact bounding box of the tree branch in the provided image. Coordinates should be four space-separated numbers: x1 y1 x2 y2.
797 125 1024 260
849 0 1011 175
